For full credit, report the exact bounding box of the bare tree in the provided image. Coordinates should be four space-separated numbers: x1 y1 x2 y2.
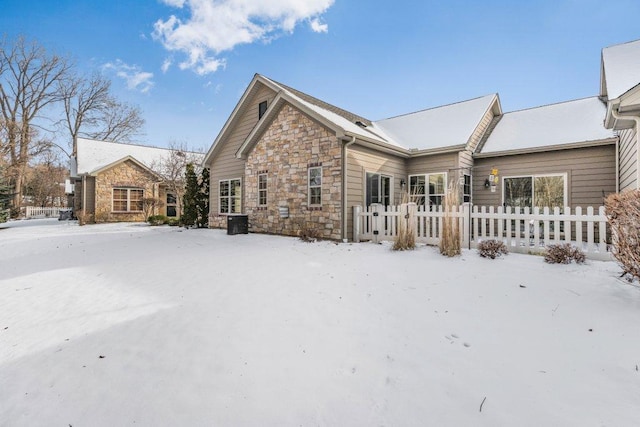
58 71 145 155
92 97 144 143
24 149 66 207
0 36 72 208
151 141 202 217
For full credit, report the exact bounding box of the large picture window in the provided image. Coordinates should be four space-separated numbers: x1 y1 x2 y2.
409 172 447 208
503 174 566 209
112 188 143 212
366 172 391 206
308 166 322 206
219 178 242 214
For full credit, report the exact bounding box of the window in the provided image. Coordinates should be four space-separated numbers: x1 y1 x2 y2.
463 174 472 203
112 188 143 212
258 101 268 119
503 174 566 209
258 173 267 206
308 166 322 206
409 173 447 208
166 193 177 217
219 178 242 214
366 172 391 206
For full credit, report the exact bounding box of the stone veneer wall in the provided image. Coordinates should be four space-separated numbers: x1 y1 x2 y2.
242 104 342 240
93 160 161 222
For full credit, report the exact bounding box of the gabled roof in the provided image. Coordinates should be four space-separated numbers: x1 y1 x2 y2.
218 74 503 162
477 97 616 157
90 155 162 180
74 137 203 176
601 39 640 100
374 94 501 151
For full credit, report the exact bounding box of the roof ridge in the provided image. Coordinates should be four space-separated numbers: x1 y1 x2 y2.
602 38 640 51
78 137 203 155
375 93 497 122
500 95 602 115
263 75 373 126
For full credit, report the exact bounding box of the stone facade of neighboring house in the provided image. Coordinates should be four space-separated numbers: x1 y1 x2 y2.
70 138 203 223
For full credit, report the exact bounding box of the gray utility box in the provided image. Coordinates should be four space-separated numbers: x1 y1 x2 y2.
227 214 249 235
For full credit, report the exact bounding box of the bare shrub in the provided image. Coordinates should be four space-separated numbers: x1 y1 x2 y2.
296 220 321 243
544 243 586 264
477 239 508 259
605 190 640 281
440 184 461 257
393 195 416 251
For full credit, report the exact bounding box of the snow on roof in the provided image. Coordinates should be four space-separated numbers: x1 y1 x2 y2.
373 94 498 150
75 138 204 175
480 97 615 154
602 39 640 100
258 76 394 147
287 92 395 146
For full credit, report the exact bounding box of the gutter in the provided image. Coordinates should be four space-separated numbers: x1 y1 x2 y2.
341 135 356 242
473 138 618 159
611 106 640 191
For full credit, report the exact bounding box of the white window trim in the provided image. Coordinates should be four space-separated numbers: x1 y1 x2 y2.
501 173 568 208
364 171 393 206
408 172 448 205
218 178 242 214
308 166 322 206
112 187 144 213
258 173 268 206
462 173 472 204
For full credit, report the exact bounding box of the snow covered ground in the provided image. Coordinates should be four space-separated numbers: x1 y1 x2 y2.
1 219 639 426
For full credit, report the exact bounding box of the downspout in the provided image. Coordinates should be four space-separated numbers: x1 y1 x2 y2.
610 106 640 192
341 135 356 242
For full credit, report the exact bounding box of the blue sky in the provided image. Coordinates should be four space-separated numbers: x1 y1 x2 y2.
2 0 640 152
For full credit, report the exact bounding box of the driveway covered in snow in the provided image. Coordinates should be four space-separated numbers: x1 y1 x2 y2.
1 220 639 426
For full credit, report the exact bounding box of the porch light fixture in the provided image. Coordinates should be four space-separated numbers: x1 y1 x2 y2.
484 179 490 188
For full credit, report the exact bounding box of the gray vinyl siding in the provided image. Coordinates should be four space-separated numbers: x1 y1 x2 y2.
472 145 616 208
407 152 458 176
467 105 495 153
209 84 277 214
618 127 638 191
346 144 406 239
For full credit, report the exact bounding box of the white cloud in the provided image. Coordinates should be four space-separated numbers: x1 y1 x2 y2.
161 58 172 73
152 0 334 75
103 60 154 93
309 18 328 33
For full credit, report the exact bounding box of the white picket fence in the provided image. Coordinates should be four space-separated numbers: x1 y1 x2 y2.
353 203 611 260
24 206 68 218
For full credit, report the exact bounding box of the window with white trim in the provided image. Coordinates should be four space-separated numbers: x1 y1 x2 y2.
463 174 472 203
219 178 242 214
112 188 143 212
366 172 391 206
308 166 322 206
258 101 267 119
258 173 267 206
409 172 447 208
503 174 566 209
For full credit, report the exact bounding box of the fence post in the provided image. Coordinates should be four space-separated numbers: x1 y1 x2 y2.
462 204 470 249
371 203 382 244
353 205 361 243
598 206 607 253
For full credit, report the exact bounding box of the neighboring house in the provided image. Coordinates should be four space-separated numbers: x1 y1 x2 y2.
69 138 203 222
204 39 638 241
601 38 640 192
